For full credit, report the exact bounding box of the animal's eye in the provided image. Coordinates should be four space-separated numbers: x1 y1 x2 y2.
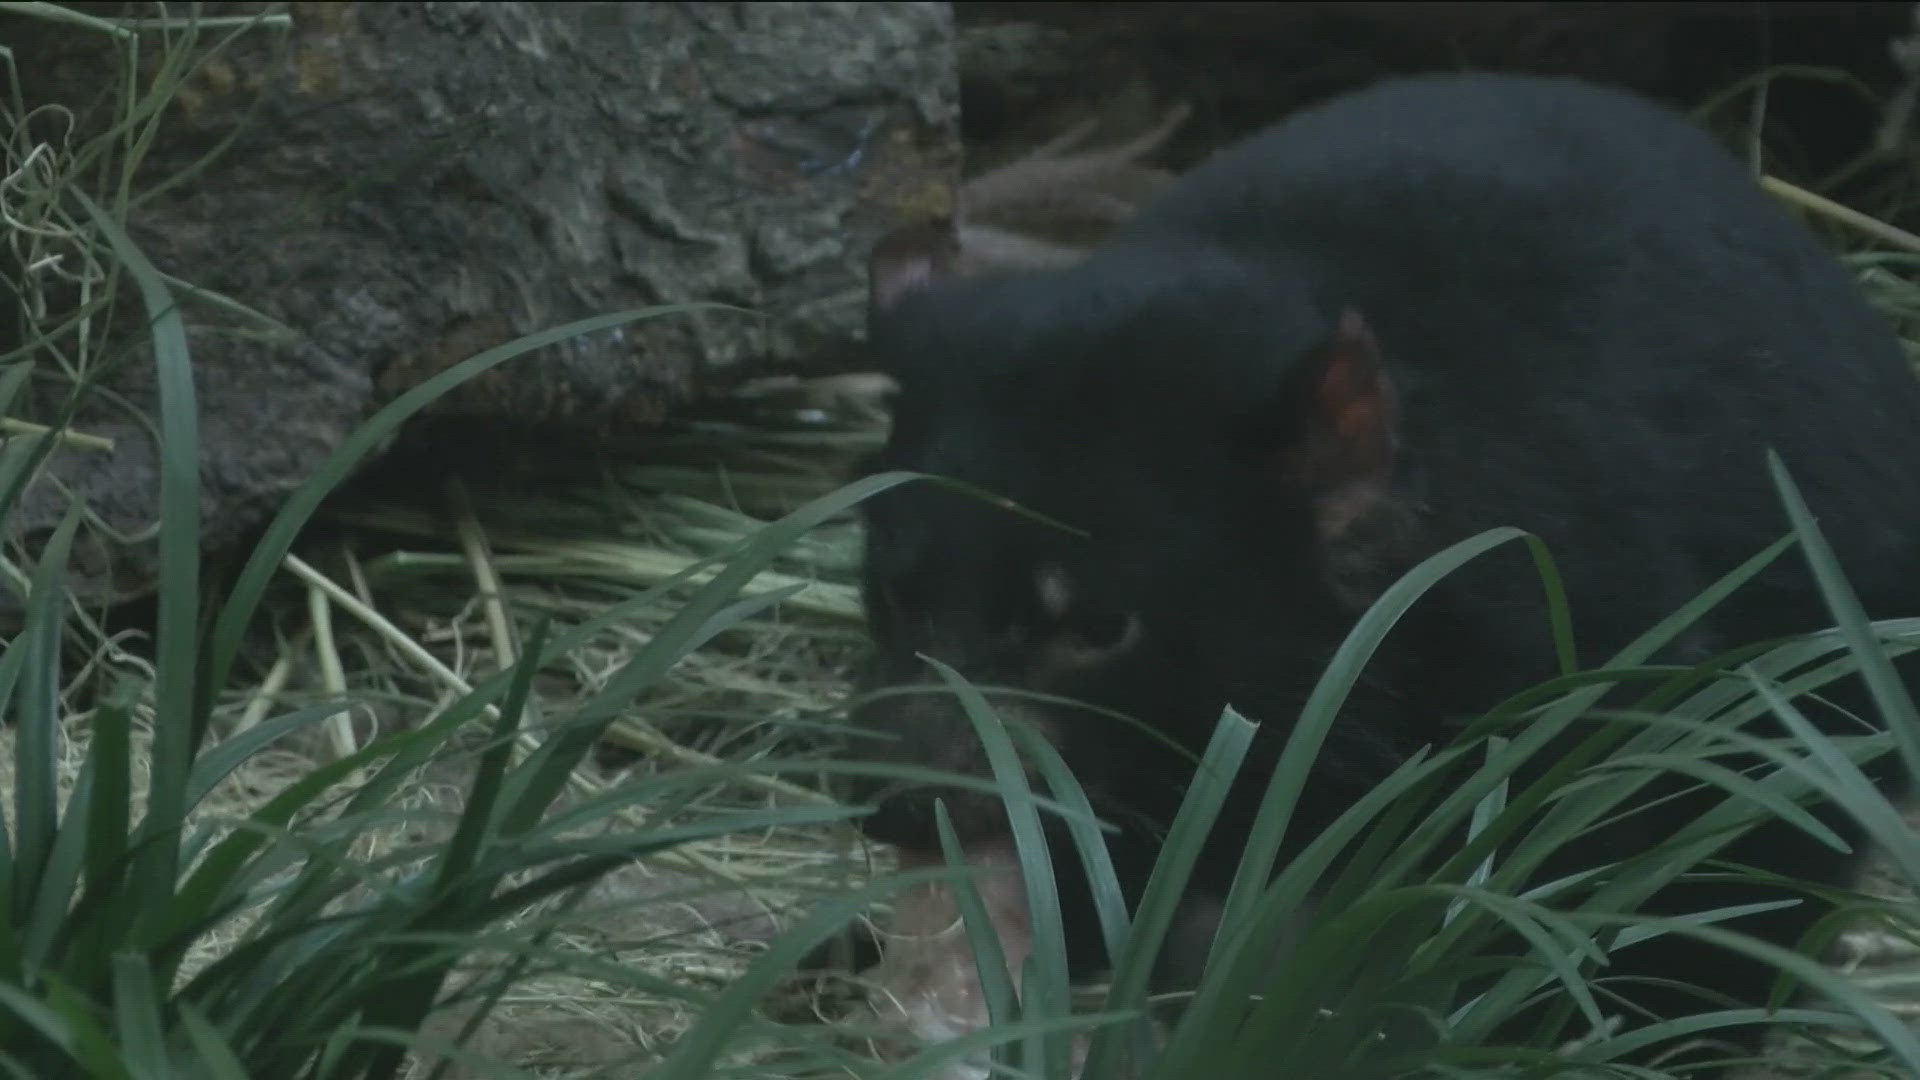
1034 564 1141 657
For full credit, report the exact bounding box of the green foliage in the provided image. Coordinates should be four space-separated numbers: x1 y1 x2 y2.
0 212 882 1080
2 10 889 1076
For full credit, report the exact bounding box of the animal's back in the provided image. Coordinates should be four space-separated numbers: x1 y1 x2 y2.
850 73 1920 1068
1127 75 1920 1055
1133 73 1920 674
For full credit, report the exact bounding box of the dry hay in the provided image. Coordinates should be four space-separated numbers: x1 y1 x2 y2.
0 374 900 1077
299 379 901 1077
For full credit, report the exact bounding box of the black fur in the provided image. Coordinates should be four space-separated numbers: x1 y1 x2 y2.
850 73 1920 1066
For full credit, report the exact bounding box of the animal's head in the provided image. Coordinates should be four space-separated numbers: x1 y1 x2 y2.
847 235 1414 851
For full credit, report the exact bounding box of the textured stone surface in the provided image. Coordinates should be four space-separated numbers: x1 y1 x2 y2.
6 1 959 608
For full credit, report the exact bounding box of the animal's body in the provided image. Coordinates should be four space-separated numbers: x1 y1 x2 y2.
849 73 1920 1066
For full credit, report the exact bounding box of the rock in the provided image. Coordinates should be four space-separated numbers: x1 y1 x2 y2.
5 1 959 609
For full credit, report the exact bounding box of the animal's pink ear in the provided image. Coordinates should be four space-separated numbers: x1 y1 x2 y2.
1285 308 1399 539
869 219 960 316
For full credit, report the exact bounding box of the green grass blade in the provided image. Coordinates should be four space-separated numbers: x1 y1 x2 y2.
360 628 554 1080
1404 534 1812 967
183 701 346 810
349 1026 541 1080
649 873 949 1080
1588 752 1850 852
23 765 95 975
75 191 201 899
1082 707 1256 1080
0 640 23 965
174 1002 250 1080
202 305 730 721
1596 915 1920 1070
339 555 785 833
0 982 81 1065
45 974 126 1078
935 802 1020 1039
1522 533 1579 677
1449 737 1510 927
83 678 136 901
1450 704 1854 1039
499 474 918 835
1612 530 1804 672
0 430 64 537
926 656 1073 1075
873 1011 1139 1080
464 808 861 918
110 954 168 1080
60 694 150 985
1745 669 1920 879
1413 628 1790 922
496 587 807 838
161 734 434 952
1152 745 1451 1078
342 692 528 824
0 360 39 505
1609 897 1803 950
1583 1004 1863 1066
508 766 852 842
1010 723 1131 970
1212 886 1438 1075
1212 527 1538 965
0 359 31 413
1768 451 1920 778
435 618 549 892
1466 534 1799 742
12 508 81 922
1424 886 1608 1030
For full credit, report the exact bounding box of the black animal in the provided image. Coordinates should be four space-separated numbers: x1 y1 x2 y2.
847 72 1920 1067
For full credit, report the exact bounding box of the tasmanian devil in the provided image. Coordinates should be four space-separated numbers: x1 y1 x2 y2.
845 72 1920 1064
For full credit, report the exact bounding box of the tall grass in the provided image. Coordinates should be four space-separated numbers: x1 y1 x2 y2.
0 7 898 1077
3 170 894 1080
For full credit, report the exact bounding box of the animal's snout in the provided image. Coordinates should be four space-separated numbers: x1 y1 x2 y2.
841 682 1028 851
859 783 1013 849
